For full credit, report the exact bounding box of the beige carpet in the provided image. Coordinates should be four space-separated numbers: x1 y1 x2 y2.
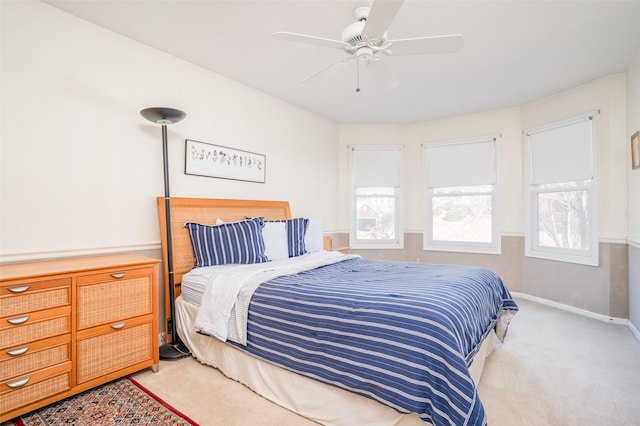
477 298 640 425
133 298 640 425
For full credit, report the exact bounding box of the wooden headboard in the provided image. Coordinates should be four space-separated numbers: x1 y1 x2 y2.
156 197 292 337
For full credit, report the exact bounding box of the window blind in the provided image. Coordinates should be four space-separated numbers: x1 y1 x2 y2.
527 116 593 185
351 145 402 187
424 138 496 188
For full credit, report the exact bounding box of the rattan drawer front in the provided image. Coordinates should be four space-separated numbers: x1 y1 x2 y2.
77 273 153 330
0 306 70 349
76 266 153 285
0 366 71 415
0 279 71 318
77 321 152 384
1 335 70 382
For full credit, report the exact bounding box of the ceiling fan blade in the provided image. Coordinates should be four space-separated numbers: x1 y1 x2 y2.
302 56 354 82
386 34 464 55
366 60 399 90
272 31 349 50
362 0 404 40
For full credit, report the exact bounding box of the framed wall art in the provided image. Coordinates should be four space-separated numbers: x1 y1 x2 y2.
632 131 639 170
185 139 266 183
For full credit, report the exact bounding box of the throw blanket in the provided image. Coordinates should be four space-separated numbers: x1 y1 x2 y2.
196 256 518 426
195 251 358 344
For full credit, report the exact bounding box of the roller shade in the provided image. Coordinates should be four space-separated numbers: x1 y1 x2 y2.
424 138 496 188
527 117 593 185
352 145 402 187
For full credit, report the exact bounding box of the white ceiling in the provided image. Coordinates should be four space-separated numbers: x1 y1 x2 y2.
45 0 640 124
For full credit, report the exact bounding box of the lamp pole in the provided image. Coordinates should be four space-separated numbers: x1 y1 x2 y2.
141 107 189 360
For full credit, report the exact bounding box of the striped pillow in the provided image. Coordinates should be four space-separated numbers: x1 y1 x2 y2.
184 218 269 267
270 217 309 257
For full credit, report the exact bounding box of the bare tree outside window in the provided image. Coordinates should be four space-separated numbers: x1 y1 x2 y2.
536 182 590 250
431 185 492 243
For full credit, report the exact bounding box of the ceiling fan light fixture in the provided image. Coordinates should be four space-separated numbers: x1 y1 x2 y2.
356 46 374 61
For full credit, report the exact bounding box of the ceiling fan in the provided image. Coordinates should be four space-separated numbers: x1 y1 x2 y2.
272 0 464 92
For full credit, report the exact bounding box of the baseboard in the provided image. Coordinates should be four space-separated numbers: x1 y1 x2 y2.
511 292 638 341
629 321 640 342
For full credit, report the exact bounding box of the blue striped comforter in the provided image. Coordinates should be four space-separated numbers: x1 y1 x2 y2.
228 258 518 426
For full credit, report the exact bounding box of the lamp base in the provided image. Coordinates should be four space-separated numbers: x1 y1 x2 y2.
159 342 190 361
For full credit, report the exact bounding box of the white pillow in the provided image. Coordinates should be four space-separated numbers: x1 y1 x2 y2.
304 216 324 253
262 221 289 260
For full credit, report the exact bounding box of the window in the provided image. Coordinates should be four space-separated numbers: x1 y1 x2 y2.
349 145 403 249
524 113 598 266
423 137 500 254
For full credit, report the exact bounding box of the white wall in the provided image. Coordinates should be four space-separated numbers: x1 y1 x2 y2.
627 45 640 331
628 48 640 244
0 1 340 262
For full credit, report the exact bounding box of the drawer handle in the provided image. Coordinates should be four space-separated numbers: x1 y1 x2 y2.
7 315 29 325
7 346 29 356
7 377 30 388
111 272 126 279
8 285 30 293
111 321 126 329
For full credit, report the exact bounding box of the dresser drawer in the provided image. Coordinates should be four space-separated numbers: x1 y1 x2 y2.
77 267 154 330
0 306 71 349
0 278 71 318
1 334 71 382
76 319 153 384
0 362 71 415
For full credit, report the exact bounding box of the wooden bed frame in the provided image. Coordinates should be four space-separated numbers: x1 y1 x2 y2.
156 197 292 341
156 197 496 425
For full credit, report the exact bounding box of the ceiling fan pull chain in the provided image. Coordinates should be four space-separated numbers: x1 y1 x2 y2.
356 59 361 92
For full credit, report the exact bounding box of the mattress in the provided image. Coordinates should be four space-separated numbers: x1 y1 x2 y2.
181 255 312 306
181 264 236 306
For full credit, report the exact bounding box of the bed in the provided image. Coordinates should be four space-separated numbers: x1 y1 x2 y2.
157 197 518 426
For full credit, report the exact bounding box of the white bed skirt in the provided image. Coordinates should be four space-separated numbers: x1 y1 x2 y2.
176 296 494 426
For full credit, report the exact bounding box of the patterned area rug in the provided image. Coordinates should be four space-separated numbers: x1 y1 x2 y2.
11 377 198 426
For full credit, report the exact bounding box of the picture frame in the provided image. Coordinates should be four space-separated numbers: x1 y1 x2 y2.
185 139 266 183
632 131 640 170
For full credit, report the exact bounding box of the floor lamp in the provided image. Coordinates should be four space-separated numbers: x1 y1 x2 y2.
140 107 190 360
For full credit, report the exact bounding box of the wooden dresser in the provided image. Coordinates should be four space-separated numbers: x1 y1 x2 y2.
0 253 160 422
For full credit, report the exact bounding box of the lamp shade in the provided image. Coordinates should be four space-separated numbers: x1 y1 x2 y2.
140 107 186 125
